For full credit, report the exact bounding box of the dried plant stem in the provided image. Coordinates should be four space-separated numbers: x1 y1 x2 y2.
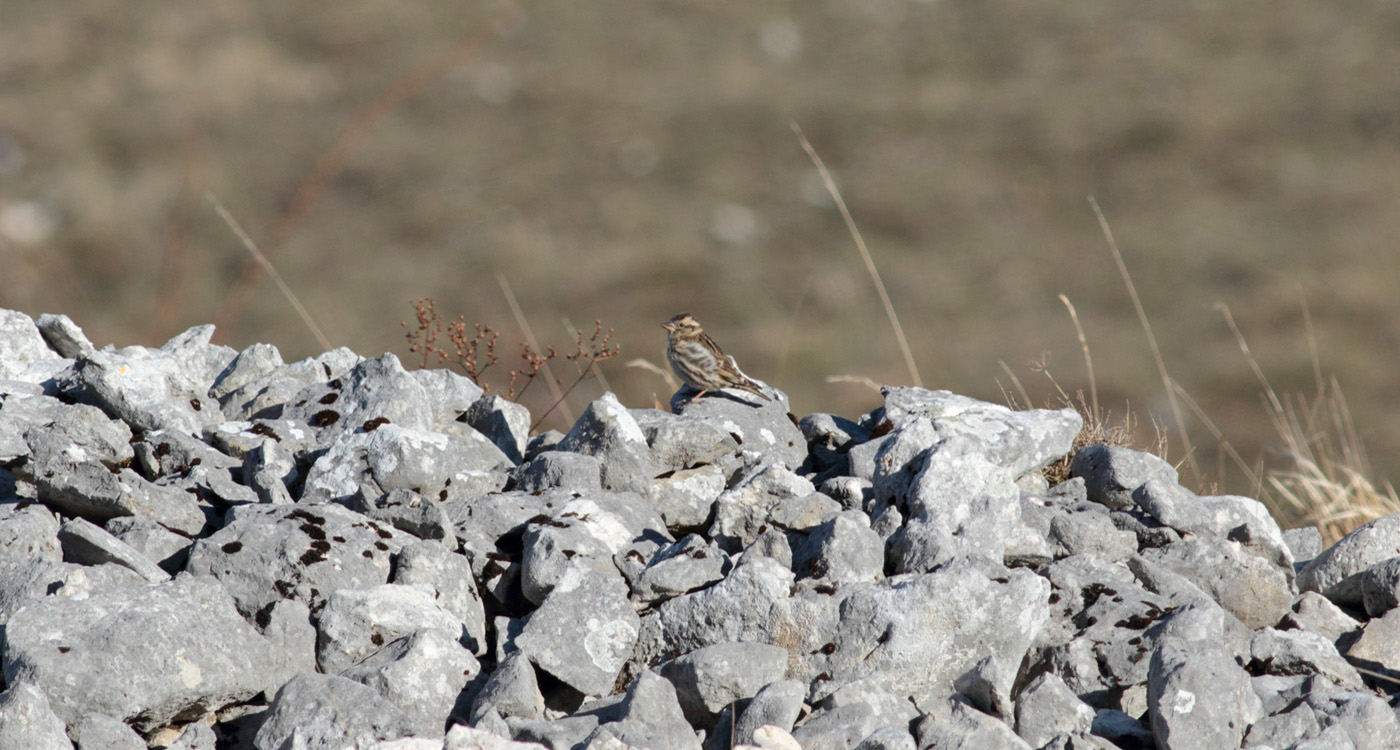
1058 294 1098 423
497 274 571 424
1089 196 1194 477
207 193 331 351
792 121 921 388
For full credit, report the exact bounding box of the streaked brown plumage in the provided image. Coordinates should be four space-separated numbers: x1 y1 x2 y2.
662 312 770 404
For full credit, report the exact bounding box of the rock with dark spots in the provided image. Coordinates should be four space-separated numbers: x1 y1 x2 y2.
667 386 804 471
1279 592 1362 645
301 423 511 506
514 570 640 696
2 575 279 732
557 393 654 495
210 342 285 404
519 491 669 605
1070 443 1179 510
224 348 362 421
205 417 316 461
1014 672 1095 748
70 711 146 750
252 672 415 750
55 341 225 437
512 450 603 494
869 417 937 508
408 367 486 428
341 628 480 737
14 397 134 468
464 395 530 465
0 683 74 750
0 500 61 561
468 652 546 724
625 534 729 604
393 539 488 655
28 436 206 534
133 427 241 479
595 669 702 750
281 353 434 443
1250 627 1365 691
709 460 815 552
315 583 467 674
345 487 455 544
185 503 410 620
656 642 789 727
1147 636 1258 750
58 517 171 582
791 510 884 584
1139 538 1293 629
651 464 725 532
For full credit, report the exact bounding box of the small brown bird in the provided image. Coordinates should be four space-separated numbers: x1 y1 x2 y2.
662 312 771 404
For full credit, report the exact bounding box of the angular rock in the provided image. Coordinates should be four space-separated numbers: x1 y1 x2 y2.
1305 692 1400 750
913 701 1031 750
70 711 146 750
650 556 796 657
1359 556 1400 617
1014 672 1095 748
56 340 225 437
468 652 546 724
341 628 481 737
345 487 455 544
1341 606 1400 680
35 312 94 359
282 353 434 442
514 569 641 696
625 534 729 604
1298 514 1400 606
301 423 510 506
316 583 467 674
651 464 725 533
0 500 61 561
58 517 171 582
2 575 279 731
1049 510 1138 562
221 348 361 421
733 680 806 746
1250 627 1365 692
29 436 206 534
791 510 883 584
557 393 654 495
638 411 743 476
709 460 815 552
1070 443 1178 510
185 504 410 621
407 367 486 430
1147 636 1256 750
0 683 74 750
513 450 603 495
393 539 488 655
1139 538 1293 629
464 395 530 465
105 515 193 573
1279 591 1362 645
667 387 804 471
595 669 701 750
1244 702 1322 750
0 309 67 383
656 642 789 727
252 672 415 750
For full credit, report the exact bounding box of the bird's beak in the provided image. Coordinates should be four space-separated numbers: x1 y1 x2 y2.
661 322 675 332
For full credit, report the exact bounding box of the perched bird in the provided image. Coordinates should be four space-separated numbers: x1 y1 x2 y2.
662 312 771 404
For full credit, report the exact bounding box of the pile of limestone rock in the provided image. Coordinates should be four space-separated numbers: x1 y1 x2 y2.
1 306 1398 750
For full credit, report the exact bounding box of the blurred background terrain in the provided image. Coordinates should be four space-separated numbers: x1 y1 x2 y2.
2 0 1398 498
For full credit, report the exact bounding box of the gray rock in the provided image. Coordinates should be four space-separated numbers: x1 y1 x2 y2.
852 727 916 750
1250 628 1365 692
393 539 488 655
667 387 805 471
0 500 61 561
301 423 511 506
16 397 134 467
58 517 171 582
913 700 1031 750
1358 556 1400 617
515 569 640 696
0 309 66 383
341 628 480 738
242 436 298 504
407 367 486 429
557 393 654 495
0 683 74 750
252 672 415 750
812 566 1049 707
469 653 546 724
869 417 938 508
132 427 241 479
222 348 362 421
1090 709 1153 748
1146 636 1256 750
464 396 530 465
709 460 815 552
656 642 789 727
35 313 94 359
520 491 669 605
346 487 455 544
185 504 409 621
635 410 743 477
70 712 145 750
1298 513 1400 606
1049 510 1138 562
261 599 319 682
626 534 730 604
733 680 806 745
953 655 1012 721
595 669 702 750
1342 605 1400 679
2 575 279 731
1293 723 1358 750
1305 692 1400 750
56 343 224 437
1070 443 1178 510
767 492 843 535
1132 479 1214 536
1285 526 1325 565
1139 538 1293 629
104 516 192 573
1251 674 1310 717
887 434 1020 572
205 417 316 461
1243 702 1321 750
652 464 725 533
510 715 602 749
1279 592 1362 645
847 435 891 483
1013 672 1095 748
513 450 603 495
650 556 795 657
282 353 434 442
316 583 467 674
210 342 285 405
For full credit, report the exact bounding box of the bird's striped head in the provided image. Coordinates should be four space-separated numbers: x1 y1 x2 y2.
662 312 701 334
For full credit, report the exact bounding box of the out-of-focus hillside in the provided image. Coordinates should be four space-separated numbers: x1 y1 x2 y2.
2 0 1398 492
